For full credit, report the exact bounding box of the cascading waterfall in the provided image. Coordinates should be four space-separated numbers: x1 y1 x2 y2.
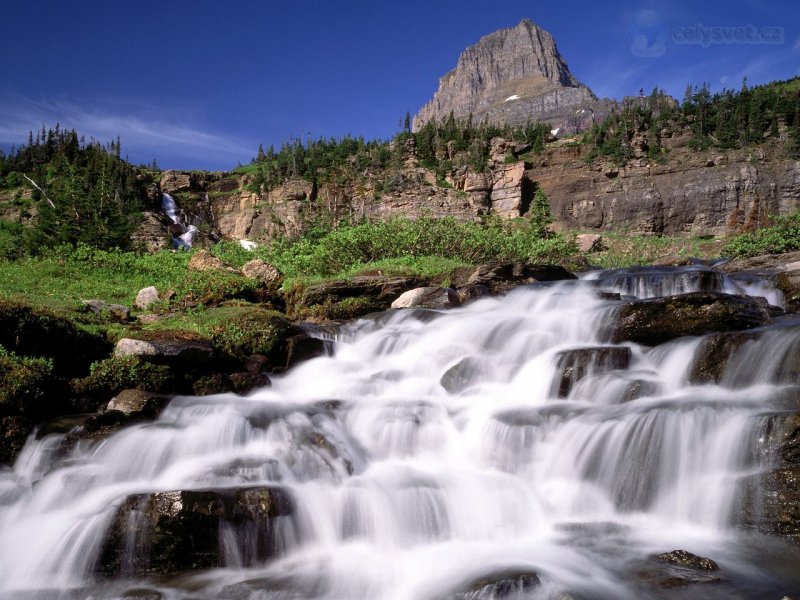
0 268 798 599
161 192 198 249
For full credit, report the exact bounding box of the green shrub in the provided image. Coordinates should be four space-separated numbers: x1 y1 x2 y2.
72 355 173 406
724 212 800 257
210 309 292 360
0 348 58 418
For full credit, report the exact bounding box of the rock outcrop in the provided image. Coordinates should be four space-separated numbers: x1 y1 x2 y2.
97 487 294 577
413 19 611 133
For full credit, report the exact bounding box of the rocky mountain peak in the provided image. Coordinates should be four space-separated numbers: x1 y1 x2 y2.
413 19 612 133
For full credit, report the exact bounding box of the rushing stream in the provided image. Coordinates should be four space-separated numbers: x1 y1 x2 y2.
1 267 799 599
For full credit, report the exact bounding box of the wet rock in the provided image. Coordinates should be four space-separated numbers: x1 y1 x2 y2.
688 332 757 384
96 487 294 577
281 332 326 371
187 249 227 272
636 550 721 588
106 389 169 418
719 251 800 313
440 357 488 393
464 262 576 294
291 275 425 319
738 412 800 544
134 286 159 310
610 292 771 346
391 286 460 309
656 549 720 571
457 284 492 304
299 276 425 307
113 337 213 365
120 588 163 600
241 259 283 288
0 415 33 465
552 346 632 397
449 569 541 599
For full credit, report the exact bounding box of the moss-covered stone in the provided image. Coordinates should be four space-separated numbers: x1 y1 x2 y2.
0 299 111 378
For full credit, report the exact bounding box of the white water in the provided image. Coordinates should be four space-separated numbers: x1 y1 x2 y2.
0 272 798 599
161 192 197 250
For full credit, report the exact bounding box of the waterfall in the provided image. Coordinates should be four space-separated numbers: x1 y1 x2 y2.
161 192 198 250
0 270 798 599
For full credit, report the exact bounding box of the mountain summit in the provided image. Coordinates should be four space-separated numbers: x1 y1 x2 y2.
413 19 611 132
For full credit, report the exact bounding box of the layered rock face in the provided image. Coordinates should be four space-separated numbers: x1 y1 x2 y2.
413 19 611 133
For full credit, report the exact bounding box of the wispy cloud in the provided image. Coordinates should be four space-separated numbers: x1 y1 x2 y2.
794 35 800 51
0 96 253 168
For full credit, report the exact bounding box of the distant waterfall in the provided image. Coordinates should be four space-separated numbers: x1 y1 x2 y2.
161 192 197 249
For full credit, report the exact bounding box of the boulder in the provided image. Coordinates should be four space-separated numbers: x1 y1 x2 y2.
552 346 632 397
114 337 214 365
655 550 720 572
610 292 772 346
241 259 283 288
440 357 488 394
635 550 721 588
134 287 159 310
576 233 604 253
391 287 460 309
83 300 130 322
107 304 131 322
292 276 425 320
449 569 541 599
457 284 492 304
464 262 576 294
688 331 757 384
718 251 800 312
738 412 800 544
107 389 169 418
96 487 294 577
187 249 226 272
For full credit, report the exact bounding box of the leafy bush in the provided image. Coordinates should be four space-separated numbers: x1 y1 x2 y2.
210 309 292 360
724 212 800 257
221 216 574 279
72 355 173 405
0 347 57 418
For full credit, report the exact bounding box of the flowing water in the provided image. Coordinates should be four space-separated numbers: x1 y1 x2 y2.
1 267 799 599
161 193 197 249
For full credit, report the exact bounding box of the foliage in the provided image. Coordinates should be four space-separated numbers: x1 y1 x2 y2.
209 308 291 360
584 78 800 165
723 211 800 257
0 126 152 252
228 215 574 278
72 355 173 403
0 347 57 418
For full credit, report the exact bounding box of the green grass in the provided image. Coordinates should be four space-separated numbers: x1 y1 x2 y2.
589 232 720 269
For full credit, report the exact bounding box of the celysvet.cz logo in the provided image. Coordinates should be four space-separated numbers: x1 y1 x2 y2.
672 24 784 47
630 10 785 57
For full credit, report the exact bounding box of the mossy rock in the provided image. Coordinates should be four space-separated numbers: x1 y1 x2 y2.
210 309 294 361
0 299 111 378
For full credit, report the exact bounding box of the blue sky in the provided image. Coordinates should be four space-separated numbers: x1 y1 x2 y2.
1 0 798 170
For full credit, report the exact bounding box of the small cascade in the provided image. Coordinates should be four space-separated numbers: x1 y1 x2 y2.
161 192 198 249
0 267 798 598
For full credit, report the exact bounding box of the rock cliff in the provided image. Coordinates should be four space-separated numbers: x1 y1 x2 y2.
413 19 613 133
